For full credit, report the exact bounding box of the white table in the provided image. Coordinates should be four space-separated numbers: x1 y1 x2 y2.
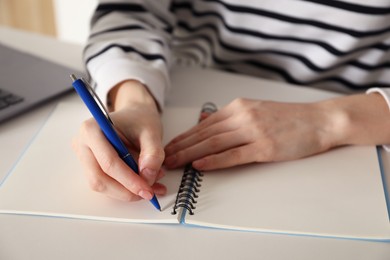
0 26 389 260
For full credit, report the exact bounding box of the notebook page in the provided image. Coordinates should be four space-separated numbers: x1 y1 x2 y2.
184 145 390 240
0 102 182 224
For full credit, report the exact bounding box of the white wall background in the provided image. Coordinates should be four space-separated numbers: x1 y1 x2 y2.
53 0 97 44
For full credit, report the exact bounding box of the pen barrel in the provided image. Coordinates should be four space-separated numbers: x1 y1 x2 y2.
72 79 139 173
122 153 139 174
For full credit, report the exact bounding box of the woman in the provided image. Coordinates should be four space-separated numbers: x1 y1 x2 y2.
73 0 390 202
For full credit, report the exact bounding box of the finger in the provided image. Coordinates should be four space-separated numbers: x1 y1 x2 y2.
152 182 167 196
192 144 258 171
76 144 140 202
165 119 236 157
166 108 230 147
155 169 165 181
138 129 165 186
114 124 133 148
82 120 154 200
164 130 250 169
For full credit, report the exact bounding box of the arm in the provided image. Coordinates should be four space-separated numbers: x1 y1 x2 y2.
84 0 174 109
323 91 390 147
73 0 174 201
164 92 390 171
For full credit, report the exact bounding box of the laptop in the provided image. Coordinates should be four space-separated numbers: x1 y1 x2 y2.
0 43 82 123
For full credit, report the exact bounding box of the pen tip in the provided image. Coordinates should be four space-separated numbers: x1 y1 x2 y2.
150 195 162 212
70 74 77 82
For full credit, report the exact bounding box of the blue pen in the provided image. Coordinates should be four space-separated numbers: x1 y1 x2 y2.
70 74 161 211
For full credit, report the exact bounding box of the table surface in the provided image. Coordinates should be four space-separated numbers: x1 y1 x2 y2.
0 26 389 260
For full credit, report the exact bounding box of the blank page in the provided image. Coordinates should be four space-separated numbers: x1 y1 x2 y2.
185 145 390 240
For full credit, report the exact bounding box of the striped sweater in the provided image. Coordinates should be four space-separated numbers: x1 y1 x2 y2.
84 0 390 108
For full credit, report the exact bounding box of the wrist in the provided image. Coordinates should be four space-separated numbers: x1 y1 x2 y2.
316 93 390 147
108 80 159 112
312 98 351 150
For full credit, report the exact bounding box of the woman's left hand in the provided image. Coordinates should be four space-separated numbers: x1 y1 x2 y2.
164 94 390 171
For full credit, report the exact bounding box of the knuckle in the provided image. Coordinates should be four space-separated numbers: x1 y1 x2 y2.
141 148 165 165
80 119 101 141
174 150 184 163
173 150 191 167
125 180 138 194
99 153 116 174
80 119 95 134
154 147 166 161
208 136 222 150
229 148 242 161
244 108 257 122
232 97 249 107
88 177 106 192
147 147 165 159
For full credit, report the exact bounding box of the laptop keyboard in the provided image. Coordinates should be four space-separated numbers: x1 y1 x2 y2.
0 88 24 110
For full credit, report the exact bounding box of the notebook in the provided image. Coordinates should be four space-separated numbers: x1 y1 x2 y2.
0 101 389 241
0 43 80 123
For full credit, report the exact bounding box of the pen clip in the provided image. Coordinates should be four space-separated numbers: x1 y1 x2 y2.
81 77 115 126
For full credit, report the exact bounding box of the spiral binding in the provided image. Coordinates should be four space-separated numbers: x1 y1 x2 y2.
171 163 203 215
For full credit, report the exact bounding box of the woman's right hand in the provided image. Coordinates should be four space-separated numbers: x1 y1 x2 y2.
72 80 166 202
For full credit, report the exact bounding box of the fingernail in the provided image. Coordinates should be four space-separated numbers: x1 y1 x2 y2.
153 185 167 196
142 168 158 185
193 159 205 170
138 190 153 200
200 112 210 121
164 155 177 168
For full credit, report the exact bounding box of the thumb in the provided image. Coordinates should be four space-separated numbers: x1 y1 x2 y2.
138 131 165 186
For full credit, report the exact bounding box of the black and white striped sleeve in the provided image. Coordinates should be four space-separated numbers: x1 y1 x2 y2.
84 0 174 108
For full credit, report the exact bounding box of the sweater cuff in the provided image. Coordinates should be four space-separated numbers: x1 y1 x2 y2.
366 87 390 152
89 58 169 110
